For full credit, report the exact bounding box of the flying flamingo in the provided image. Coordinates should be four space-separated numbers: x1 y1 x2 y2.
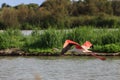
60 40 106 60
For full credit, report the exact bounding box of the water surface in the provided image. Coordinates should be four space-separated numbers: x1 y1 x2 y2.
0 56 120 80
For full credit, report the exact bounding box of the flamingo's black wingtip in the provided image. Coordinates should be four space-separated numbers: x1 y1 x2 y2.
60 44 73 55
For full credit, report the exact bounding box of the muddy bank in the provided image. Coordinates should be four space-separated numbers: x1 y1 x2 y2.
0 48 59 56
0 48 120 56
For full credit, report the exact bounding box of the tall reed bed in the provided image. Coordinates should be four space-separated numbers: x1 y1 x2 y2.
0 29 24 49
62 27 120 52
1 27 120 53
23 28 65 53
25 27 96 50
24 27 120 53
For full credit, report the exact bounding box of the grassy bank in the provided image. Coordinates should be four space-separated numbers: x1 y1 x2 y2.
0 27 120 55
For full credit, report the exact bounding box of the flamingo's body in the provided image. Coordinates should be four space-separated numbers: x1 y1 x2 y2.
61 40 106 60
61 40 92 54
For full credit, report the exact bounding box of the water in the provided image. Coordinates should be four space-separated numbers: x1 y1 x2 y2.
0 56 120 80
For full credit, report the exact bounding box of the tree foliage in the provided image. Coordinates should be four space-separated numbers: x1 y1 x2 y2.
0 0 120 29
1 7 19 28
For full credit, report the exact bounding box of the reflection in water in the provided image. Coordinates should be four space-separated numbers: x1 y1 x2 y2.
0 56 120 80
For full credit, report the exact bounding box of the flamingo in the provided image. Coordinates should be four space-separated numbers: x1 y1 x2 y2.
60 40 106 60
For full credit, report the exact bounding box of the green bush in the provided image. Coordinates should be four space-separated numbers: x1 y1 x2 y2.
103 44 120 53
0 29 24 49
0 28 120 53
24 28 64 49
92 44 120 53
92 45 103 52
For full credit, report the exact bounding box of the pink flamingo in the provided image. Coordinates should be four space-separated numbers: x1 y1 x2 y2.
61 40 106 60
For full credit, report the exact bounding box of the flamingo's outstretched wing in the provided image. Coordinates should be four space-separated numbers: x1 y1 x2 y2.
60 40 82 55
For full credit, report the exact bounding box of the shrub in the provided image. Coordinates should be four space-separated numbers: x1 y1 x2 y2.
92 45 103 52
24 28 64 49
103 44 120 53
0 29 24 49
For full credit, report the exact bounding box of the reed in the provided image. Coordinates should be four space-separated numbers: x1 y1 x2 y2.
23 28 64 54
1 27 120 53
61 27 120 53
0 29 24 49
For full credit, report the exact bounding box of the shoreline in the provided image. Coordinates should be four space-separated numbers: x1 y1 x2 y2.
0 48 120 56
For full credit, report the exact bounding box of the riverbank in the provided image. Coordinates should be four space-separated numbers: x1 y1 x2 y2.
0 48 120 56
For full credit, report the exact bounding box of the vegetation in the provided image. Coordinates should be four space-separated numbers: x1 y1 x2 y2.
0 0 120 54
0 0 120 29
0 29 24 49
0 28 120 54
